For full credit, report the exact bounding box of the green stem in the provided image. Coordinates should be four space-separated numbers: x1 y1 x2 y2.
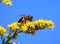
5 30 22 44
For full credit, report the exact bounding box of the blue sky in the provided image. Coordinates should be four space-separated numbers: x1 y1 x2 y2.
0 0 60 44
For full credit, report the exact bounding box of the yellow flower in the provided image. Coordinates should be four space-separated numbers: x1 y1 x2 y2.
3 0 12 6
34 20 54 30
0 26 6 36
25 22 35 29
20 22 36 33
8 19 54 33
8 22 20 32
5 33 10 37
34 20 47 29
20 24 28 32
47 21 54 29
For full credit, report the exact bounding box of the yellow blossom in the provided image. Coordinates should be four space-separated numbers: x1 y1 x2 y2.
34 20 54 29
20 22 35 33
5 33 10 37
3 0 12 6
20 24 28 32
20 20 54 33
34 20 47 29
0 26 6 36
8 22 20 32
47 21 54 29
25 22 35 29
8 19 54 34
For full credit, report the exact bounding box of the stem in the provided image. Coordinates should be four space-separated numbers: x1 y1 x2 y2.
17 31 22 33
5 37 10 44
5 30 22 44
2 38 5 44
1 35 5 44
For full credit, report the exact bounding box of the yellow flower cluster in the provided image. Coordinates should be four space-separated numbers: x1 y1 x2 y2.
8 22 20 32
8 19 54 34
0 26 6 36
20 22 36 34
34 20 54 29
3 0 12 6
20 22 35 32
20 20 54 34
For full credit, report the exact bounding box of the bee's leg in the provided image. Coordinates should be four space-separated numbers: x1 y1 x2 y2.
29 19 32 22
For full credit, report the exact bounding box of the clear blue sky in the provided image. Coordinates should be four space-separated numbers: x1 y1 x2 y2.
0 0 60 44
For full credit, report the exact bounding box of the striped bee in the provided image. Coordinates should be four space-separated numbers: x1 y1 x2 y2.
18 15 33 23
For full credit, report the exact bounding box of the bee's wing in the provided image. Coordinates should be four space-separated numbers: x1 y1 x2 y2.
19 14 28 16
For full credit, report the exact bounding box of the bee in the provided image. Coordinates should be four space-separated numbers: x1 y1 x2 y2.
18 15 33 23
